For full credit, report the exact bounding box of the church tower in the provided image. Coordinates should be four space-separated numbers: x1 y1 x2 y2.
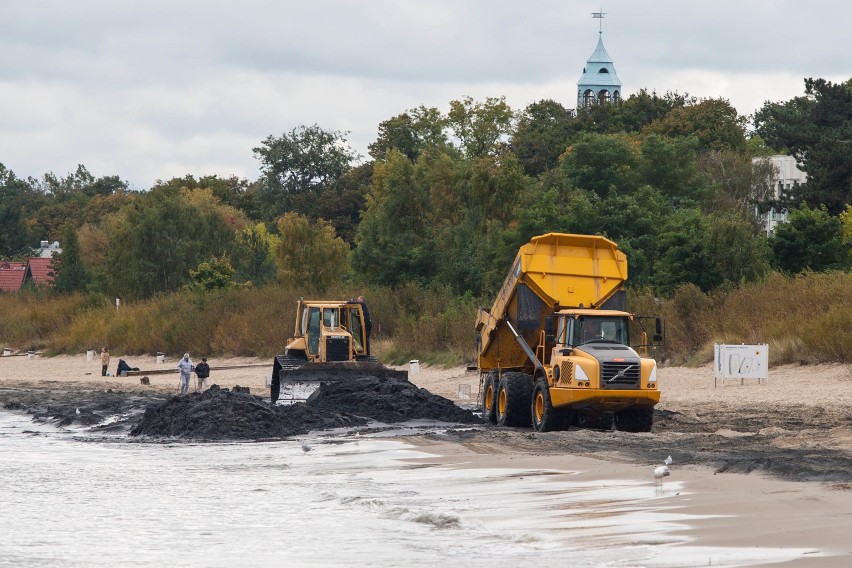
577 11 622 108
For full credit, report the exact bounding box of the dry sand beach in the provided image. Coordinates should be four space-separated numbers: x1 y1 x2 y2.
2 353 852 565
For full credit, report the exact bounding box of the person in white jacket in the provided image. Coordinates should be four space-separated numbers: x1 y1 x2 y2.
177 353 194 395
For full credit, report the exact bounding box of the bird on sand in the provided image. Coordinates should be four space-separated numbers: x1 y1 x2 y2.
301 443 313 453
654 455 672 488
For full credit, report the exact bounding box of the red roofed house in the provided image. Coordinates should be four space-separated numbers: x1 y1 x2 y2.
0 261 28 292
27 257 57 287
0 258 57 292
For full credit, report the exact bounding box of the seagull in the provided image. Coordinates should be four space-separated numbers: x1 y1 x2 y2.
75 408 81 415
301 443 313 453
654 456 673 489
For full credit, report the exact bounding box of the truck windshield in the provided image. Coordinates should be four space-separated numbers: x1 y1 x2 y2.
571 316 629 346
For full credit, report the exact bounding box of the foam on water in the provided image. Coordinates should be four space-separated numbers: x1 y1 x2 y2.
0 411 823 567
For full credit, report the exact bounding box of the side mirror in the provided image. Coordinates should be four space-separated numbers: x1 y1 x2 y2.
653 318 664 342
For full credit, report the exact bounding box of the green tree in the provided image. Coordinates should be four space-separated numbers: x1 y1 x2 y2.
315 163 373 245
770 205 848 273
700 150 776 219
275 212 350 293
103 186 245 299
597 185 674 285
638 134 704 202
231 223 278 285
706 212 771 285
510 99 577 177
644 98 747 153
187 256 237 291
154 174 259 219
840 204 852 242
653 210 721 294
561 133 639 197
51 222 90 293
0 164 43 256
446 96 514 158
368 107 449 162
253 124 357 220
353 150 435 286
619 89 692 133
753 78 852 215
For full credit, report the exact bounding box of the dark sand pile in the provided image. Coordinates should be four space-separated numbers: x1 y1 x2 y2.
129 378 478 440
306 376 479 425
130 385 367 440
0 387 165 433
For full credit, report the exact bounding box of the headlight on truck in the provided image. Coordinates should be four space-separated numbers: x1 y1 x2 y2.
647 366 657 388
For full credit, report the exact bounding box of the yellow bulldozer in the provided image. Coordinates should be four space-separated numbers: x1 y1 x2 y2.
270 299 407 403
477 233 664 432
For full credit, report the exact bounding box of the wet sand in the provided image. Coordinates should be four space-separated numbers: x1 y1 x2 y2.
2 353 852 564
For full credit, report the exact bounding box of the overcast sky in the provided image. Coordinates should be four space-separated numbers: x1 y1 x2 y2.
1 1 849 190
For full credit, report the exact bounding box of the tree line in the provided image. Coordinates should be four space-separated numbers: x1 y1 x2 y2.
1 78 850 303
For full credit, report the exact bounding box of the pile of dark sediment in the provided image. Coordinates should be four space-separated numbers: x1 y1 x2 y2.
130 385 367 440
306 376 479 424
129 377 478 440
0 387 165 432
2 376 479 441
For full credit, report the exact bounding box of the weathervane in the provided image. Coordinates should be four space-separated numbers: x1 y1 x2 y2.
591 8 606 34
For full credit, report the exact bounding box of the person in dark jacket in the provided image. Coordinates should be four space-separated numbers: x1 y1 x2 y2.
115 359 140 376
194 357 210 393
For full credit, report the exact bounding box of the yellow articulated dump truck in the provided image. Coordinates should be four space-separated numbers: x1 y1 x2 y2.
476 233 663 432
270 299 407 403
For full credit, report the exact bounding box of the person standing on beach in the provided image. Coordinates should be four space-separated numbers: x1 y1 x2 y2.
101 347 110 377
178 353 194 395
194 357 210 393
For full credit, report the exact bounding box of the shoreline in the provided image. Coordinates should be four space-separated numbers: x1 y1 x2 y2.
3 354 852 564
398 435 852 565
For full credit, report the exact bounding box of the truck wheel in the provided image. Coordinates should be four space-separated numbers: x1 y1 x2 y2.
614 407 654 432
496 372 532 427
532 377 568 432
481 372 498 423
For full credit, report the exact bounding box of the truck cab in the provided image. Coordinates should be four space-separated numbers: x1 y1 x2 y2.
546 309 659 405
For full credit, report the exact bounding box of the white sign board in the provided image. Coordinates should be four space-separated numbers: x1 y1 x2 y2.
714 344 768 384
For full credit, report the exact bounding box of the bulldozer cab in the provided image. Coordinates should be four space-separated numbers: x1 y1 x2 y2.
293 300 367 362
271 299 405 404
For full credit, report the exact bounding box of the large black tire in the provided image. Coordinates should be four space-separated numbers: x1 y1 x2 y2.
614 406 654 432
496 372 533 427
481 372 498 423
531 377 570 432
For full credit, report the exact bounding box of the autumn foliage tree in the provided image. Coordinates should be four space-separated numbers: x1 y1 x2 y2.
275 212 350 293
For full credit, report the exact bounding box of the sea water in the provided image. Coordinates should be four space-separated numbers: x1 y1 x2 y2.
0 411 817 567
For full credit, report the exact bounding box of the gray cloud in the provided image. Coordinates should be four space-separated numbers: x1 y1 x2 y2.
0 0 849 188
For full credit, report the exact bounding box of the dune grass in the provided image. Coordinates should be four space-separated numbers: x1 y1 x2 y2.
1 271 849 365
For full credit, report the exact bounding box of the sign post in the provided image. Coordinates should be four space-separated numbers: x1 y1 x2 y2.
714 344 769 387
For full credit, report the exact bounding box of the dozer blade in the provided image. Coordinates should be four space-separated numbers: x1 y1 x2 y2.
274 361 408 404
284 361 407 382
